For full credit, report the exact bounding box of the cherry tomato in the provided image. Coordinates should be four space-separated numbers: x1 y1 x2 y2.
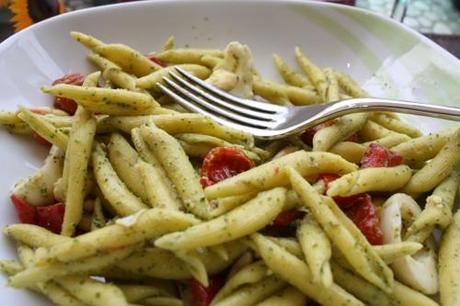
52 73 85 115
345 197 383 245
299 120 334 146
10 194 36 224
334 193 373 210
10 194 65 234
36 202 65 234
272 209 305 227
146 54 166 67
200 147 255 188
360 143 403 168
318 174 383 244
190 275 225 306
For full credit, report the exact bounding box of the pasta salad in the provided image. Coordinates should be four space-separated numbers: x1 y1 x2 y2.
0 32 459 306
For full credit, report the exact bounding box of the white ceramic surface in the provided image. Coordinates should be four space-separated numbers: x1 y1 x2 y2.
0 0 459 304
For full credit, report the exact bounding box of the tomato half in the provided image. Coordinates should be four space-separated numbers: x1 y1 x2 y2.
318 174 383 245
200 147 255 188
345 197 383 245
52 73 85 115
36 202 65 234
10 194 36 224
360 143 403 168
10 194 65 234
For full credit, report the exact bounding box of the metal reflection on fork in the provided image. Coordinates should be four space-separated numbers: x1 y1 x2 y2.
157 67 460 140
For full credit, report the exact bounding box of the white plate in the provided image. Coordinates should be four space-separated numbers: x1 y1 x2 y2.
0 0 459 304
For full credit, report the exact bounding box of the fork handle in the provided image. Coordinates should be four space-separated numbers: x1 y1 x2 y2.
332 98 460 121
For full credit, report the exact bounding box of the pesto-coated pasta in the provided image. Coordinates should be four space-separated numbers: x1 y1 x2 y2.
155 188 286 250
140 124 210 218
313 113 369 152
92 142 148 216
136 64 211 90
255 287 307 306
42 84 159 115
251 233 365 306
212 261 269 303
273 54 312 88
287 168 393 293
327 165 412 197
211 275 286 306
61 107 96 236
297 215 332 286
402 129 460 195
39 208 200 263
439 210 460 306
17 107 69 149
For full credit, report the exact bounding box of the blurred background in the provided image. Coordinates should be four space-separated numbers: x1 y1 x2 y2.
1 0 459 57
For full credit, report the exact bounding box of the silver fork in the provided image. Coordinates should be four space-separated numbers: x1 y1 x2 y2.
157 67 460 140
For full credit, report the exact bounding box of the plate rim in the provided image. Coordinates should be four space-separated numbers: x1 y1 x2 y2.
0 0 458 67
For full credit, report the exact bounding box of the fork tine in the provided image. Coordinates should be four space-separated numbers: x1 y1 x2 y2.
174 67 284 113
157 83 273 136
168 72 279 121
161 77 277 129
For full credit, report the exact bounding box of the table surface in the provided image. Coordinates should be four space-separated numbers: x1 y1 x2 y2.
1 0 459 57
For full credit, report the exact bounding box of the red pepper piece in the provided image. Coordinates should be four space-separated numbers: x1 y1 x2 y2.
200 147 255 188
36 202 65 234
10 194 36 224
360 143 403 168
52 73 85 115
190 275 225 306
299 120 334 146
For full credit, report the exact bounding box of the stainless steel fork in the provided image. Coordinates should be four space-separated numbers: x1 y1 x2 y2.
157 67 460 140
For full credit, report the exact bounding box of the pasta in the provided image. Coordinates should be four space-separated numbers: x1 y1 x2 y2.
0 31 458 306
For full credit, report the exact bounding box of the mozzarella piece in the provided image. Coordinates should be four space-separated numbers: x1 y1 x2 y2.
206 42 254 98
11 146 64 206
380 193 438 294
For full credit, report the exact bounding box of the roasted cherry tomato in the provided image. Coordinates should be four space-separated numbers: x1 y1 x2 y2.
10 194 65 234
345 197 383 245
299 120 334 146
52 73 85 115
333 193 373 210
318 174 383 244
190 275 225 306
360 143 403 168
272 209 305 227
146 54 166 67
200 147 255 188
10 194 36 224
36 202 65 234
